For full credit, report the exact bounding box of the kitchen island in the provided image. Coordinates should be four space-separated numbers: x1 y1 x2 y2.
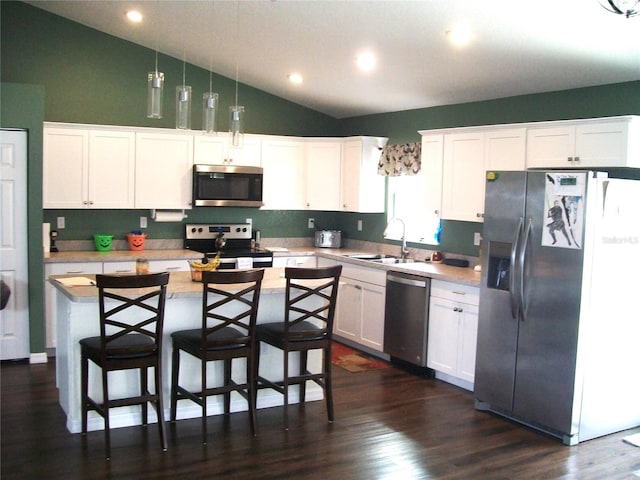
51 268 323 434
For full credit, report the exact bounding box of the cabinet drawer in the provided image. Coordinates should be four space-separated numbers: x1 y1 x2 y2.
340 263 386 286
102 261 136 274
150 259 190 272
430 280 479 306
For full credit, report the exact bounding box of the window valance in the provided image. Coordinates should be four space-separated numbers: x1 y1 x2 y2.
377 142 421 176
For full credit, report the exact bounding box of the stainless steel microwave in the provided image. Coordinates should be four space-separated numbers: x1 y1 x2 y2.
193 164 264 207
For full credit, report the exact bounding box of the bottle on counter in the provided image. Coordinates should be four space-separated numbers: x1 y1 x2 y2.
136 257 149 275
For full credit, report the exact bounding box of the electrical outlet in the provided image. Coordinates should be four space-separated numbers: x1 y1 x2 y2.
308 218 315 229
57 216 65 229
140 216 148 229
357 219 363 231
474 232 482 246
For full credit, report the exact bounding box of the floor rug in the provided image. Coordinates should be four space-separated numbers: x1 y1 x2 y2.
331 342 390 373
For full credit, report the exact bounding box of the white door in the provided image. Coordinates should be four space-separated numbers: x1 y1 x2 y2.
0 129 30 360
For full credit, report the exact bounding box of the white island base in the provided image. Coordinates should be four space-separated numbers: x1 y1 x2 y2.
52 269 323 434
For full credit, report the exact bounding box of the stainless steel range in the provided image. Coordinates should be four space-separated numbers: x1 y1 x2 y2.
184 223 273 270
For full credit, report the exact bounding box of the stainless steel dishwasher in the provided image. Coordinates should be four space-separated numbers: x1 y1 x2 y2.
383 271 431 368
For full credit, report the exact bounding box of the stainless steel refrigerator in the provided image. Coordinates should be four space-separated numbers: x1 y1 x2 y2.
474 170 640 445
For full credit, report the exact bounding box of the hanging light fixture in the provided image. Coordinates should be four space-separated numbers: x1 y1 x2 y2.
203 1 219 134
146 1 164 119
176 2 192 129
229 0 245 148
599 0 639 17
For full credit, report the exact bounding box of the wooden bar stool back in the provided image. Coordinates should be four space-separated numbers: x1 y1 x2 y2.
170 268 264 444
79 272 170 460
256 265 342 429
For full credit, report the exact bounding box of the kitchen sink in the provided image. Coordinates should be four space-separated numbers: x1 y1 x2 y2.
342 253 415 264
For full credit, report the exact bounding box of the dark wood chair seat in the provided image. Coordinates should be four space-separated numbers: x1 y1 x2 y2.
255 265 342 430
80 272 170 460
170 268 264 444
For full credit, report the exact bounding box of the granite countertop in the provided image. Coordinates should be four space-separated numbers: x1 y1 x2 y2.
49 268 291 303
44 249 202 264
266 247 481 287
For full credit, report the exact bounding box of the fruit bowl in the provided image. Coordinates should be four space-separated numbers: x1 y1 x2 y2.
189 256 220 282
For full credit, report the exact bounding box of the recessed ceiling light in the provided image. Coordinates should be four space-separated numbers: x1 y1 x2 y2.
126 10 143 23
446 26 473 47
356 52 376 72
288 73 303 84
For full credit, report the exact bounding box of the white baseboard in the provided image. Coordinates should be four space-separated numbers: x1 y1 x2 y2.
29 352 48 364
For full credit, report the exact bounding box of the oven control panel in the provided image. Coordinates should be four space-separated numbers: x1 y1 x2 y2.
185 223 252 240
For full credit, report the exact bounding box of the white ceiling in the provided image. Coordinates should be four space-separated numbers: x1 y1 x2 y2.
25 0 640 119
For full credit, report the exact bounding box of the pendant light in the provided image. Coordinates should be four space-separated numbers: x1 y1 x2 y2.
202 1 219 134
229 0 245 148
176 2 192 130
146 1 164 119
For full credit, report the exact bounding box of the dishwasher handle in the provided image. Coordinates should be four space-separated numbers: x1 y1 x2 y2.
387 273 428 288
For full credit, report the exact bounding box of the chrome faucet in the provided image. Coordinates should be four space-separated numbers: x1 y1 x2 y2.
384 217 409 260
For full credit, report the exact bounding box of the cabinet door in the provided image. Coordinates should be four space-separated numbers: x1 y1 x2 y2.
526 127 575 168
427 295 459 376
261 138 305 210
135 132 193 209
43 127 88 208
88 130 135 208
442 133 486 222
421 134 444 217
305 141 342 211
45 262 103 349
485 128 526 171
574 122 628 167
457 302 479 383
193 134 227 165
227 134 262 167
341 139 385 213
334 280 361 341
358 281 386 352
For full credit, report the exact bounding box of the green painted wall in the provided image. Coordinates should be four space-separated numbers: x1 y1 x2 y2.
2 1 639 353
0 82 46 354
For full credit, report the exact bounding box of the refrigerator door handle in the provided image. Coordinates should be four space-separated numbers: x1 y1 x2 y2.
509 217 524 320
519 217 533 322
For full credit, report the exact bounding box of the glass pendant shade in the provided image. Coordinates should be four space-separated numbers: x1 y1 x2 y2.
176 85 192 130
229 105 245 147
202 92 219 134
147 71 164 119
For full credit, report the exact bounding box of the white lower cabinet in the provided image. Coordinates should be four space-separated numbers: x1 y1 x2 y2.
272 256 317 268
427 280 479 385
332 263 386 352
44 262 103 349
46 259 190 349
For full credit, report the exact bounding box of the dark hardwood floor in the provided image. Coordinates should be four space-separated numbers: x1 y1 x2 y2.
2 356 638 479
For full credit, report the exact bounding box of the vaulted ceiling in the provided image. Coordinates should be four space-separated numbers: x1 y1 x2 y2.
26 0 640 118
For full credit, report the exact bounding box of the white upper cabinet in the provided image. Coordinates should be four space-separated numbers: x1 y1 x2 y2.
43 125 135 209
484 128 526 171
135 131 194 209
261 137 306 210
527 117 639 168
341 137 386 213
442 132 486 222
421 134 444 218
193 133 262 167
305 140 342 211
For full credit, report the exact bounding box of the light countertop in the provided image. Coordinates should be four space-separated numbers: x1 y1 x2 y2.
44 249 202 264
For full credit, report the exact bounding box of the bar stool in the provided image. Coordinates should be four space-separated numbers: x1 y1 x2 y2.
255 265 342 429
79 272 170 460
170 268 264 444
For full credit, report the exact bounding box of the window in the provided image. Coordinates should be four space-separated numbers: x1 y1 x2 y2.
387 174 441 245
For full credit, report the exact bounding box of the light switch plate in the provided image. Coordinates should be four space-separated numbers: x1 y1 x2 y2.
357 219 363 231
140 216 148 229
308 218 315 229
474 232 482 246
57 216 65 229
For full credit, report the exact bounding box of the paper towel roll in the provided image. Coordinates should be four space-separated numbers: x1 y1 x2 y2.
43 223 50 253
151 210 187 222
